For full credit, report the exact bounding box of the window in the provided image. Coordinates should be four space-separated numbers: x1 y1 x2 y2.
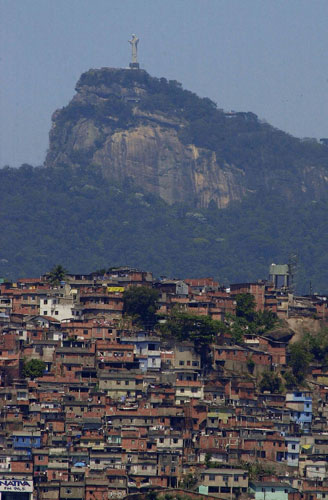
173 438 178 444
292 444 296 450
271 488 275 493
44 311 48 316
44 300 48 305
192 361 199 366
209 474 215 481
179 360 185 366
55 311 59 315
234 475 239 482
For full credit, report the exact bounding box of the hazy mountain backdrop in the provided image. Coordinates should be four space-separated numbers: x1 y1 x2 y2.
1 68 328 292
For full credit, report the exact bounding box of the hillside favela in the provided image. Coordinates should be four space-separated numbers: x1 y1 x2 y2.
0 262 328 500
1 34 328 500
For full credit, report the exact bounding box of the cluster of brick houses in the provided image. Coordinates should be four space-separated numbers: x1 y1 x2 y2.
0 266 327 500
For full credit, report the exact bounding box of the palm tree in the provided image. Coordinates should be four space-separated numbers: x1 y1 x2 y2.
47 265 68 286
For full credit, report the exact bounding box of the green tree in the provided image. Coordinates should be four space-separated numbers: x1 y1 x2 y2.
259 371 283 393
302 328 328 363
161 312 225 371
288 342 313 383
226 298 278 344
179 473 198 490
255 309 278 333
247 357 255 374
204 452 212 468
47 264 68 286
22 359 46 379
235 293 256 322
241 461 275 481
123 286 159 330
146 492 157 500
228 316 249 344
161 312 224 345
283 370 298 390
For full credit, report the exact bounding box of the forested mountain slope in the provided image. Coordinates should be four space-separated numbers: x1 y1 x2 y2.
1 164 327 293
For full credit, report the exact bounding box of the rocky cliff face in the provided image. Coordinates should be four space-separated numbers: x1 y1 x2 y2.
45 68 328 208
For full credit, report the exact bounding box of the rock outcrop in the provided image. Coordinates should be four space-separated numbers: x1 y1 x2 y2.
45 68 328 208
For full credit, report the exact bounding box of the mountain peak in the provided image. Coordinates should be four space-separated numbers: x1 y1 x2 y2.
45 67 328 208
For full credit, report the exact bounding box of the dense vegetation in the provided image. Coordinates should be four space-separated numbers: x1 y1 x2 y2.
159 311 225 371
22 359 46 379
287 328 328 384
228 293 279 343
47 264 68 286
0 164 327 293
123 286 159 330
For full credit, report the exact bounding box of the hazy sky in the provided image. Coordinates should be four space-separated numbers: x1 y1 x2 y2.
1 0 328 167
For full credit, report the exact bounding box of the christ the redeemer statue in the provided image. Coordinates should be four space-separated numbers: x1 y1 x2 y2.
129 34 139 69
